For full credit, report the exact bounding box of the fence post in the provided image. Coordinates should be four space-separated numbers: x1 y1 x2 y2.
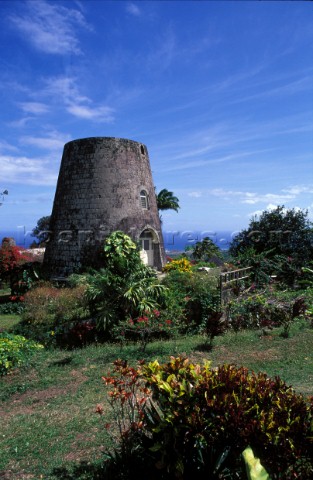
219 273 224 307
219 267 253 308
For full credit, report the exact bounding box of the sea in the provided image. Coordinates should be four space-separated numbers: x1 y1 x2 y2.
0 229 238 252
0 229 35 248
162 230 237 253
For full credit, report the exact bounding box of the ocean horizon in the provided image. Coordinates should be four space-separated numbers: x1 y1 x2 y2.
0 229 237 251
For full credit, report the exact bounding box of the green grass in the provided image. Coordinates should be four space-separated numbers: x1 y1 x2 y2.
0 287 11 296
0 314 21 332
0 318 312 478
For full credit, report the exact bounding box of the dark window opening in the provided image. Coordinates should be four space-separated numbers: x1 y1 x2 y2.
140 190 148 209
140 145 145 155
143 239 150 251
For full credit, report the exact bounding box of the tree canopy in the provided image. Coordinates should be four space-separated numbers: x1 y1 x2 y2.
229 205 313 267
191 237 222 262
31 216 51 245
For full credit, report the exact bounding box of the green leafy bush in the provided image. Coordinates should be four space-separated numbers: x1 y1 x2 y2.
112 309 179 351
229 206 313 283
0 333 43 375
86 232 167 334
0 300 25 315
101 357 313 479
226 294 307 336
162 270 220 333
232 249 277 286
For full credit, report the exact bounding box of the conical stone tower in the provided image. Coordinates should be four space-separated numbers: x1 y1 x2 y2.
43 137 166 276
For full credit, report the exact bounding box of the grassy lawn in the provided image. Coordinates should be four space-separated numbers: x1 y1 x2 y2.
0 314 21 332
0 317 312 479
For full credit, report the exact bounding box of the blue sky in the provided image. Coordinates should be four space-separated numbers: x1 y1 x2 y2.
0 0 312 244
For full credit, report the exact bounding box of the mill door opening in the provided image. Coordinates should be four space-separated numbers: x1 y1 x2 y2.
139 230 154 266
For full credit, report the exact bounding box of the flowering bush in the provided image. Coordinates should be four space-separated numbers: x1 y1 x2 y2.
0 245 33 294
0 333 43 375
162 257 192 273
113 309 177 351
0 245 30 276
14 284 90 345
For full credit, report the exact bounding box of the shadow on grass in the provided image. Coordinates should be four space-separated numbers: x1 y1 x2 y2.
50 460 106 479
48 356 73 366
195 341 214 352
50 457 161 480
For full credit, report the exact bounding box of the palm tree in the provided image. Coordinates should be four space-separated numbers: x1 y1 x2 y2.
156 188 180 213
192 237 222 262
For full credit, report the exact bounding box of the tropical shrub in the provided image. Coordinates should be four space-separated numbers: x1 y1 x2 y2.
0 244 29 276
242 446 270 480
9 262 41 296
112 309 179 351
226 294 273 332
0 244 32 293
232 249 277 286
15 283 89 345
162 257 192 273
0 333 43 375
273 254 301 287
86 232 167 334
101 357 313 479
301 265 313 289
63 319 97 347
103 230 141 274
201 310 225 348
162 270 220 333
230 206 313 286
226 294 307 336
0 295 25 315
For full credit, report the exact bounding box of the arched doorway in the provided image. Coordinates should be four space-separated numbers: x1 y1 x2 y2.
139 229 156 267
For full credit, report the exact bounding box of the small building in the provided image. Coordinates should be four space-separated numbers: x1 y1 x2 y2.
43 137 166 276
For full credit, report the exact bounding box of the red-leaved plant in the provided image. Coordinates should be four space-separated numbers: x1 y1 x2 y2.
113 309 176 351
99 357 313 479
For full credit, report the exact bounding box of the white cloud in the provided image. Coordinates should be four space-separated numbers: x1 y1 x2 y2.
9 0 90 55
9 117 34 128
0 154 57 186
126 3 141 16
19 102 50 114
241 193 295 205
20 131 71 151
188 191 202 198
66 104 114 122
282 184 313 195
0 141 19 153
208 189 295 205
248 204 303 219
42 76 115 122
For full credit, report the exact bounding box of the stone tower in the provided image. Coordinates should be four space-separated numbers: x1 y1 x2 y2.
43 137 166 276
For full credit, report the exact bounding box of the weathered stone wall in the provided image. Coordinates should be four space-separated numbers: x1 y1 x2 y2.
43 137 165 276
